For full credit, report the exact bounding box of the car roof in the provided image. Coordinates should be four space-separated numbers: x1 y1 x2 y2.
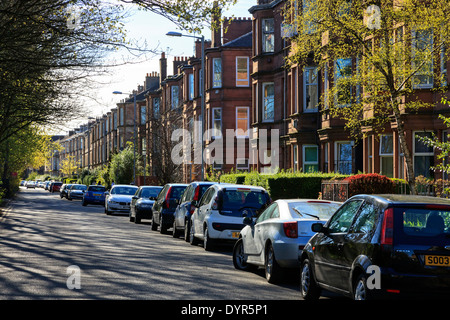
164 183 189 186
112 184 138 187
278 199 343 205
213 183 267 191
352 194 450 206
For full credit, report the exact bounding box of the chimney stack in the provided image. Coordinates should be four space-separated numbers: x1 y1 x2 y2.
160 52 167 82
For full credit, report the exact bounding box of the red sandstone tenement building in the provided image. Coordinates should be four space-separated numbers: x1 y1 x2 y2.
53 0 449 184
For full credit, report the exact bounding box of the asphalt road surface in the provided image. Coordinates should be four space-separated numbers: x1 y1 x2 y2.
0 187 303 301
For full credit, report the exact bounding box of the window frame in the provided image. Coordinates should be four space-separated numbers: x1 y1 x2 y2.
303 144 319 173
212 57 222 88
303 66 319 112
262 18 274 53
236 106 249 138
262 82 275 122
236 56 250 87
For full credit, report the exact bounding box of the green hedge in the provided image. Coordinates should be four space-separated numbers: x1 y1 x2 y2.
216 171 348 200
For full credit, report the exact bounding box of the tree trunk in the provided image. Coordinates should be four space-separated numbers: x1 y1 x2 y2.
390 96 416 195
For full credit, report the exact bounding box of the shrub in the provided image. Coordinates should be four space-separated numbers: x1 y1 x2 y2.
344 173 394 197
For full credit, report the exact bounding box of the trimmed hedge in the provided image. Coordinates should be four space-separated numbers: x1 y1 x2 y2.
217 171 348 200
344 173 394 197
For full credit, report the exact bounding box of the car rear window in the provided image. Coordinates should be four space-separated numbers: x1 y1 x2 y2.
88 186 105 192
141 187 162 198
221 189 270 217
169 186 187 199
395 206 450 245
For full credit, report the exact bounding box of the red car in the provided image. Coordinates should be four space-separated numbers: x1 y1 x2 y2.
50 182 63 193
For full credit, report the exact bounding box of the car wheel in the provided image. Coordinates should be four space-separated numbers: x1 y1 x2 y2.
189 221 199 246
151 215 158 231
160 216 167 234
353 273 372 300
233 239 255 271
184 220 191 242
172 220 180 238
82 200 87 206
134 216 141 224
105 205 111 215
265 244 281 284
300 258 321 300
129 212 135 222
203 226 215 251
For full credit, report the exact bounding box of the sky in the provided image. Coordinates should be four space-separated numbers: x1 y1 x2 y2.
59 0 255 135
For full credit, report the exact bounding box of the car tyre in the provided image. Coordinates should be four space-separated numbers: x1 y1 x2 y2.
353 272 372 301
172 220 180 238
82 200 87 206
184 219 191 242
265 244 281 284
203 227 214 251
151 215 158 231
189 221 199 246
300 258 321 300
160 216 167 234
233 239 256 271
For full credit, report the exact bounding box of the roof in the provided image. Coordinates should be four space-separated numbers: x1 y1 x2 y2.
222 31 252 48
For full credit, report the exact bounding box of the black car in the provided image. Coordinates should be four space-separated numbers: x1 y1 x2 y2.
299 194 450 300
172 181 216 240
130 185 163 223
151 183 188 234
60 184 73 198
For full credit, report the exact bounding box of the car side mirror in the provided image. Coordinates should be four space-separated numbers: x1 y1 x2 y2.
311 223 326 233
132 196 138 200
243 216 254 226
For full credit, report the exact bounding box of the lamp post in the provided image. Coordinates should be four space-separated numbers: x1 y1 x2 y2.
113 90 137 185
166 31 205 181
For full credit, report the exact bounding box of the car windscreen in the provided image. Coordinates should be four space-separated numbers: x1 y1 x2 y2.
290 202 341 220
396 206 450 244
88 186 106 192
111 186 138 195
141 187 162 198
220 190 270 217
72 185 87 190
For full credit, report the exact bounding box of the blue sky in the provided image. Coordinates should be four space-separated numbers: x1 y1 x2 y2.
60 0 255 134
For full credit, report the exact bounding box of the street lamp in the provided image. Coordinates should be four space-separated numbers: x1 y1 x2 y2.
166 31 205 181
113 90 137 185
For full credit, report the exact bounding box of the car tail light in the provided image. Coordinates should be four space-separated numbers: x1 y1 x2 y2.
193 186 200 201
381 207 394 247
283 222 298 238
211 196 219 210
165 187 171 208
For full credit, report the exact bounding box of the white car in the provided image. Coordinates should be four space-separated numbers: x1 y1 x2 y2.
189 184 271 251
232 199 342 283
105 184 138 215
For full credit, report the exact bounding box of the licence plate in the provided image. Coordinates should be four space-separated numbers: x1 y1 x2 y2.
93 193 101 197
231 232 240 239
425 255 450 267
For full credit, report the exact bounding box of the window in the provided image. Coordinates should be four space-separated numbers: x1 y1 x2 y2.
327 200 362 233
379 134 393 177
141 137 147 155
189 73 194 100
120 107 124 126
213 58 222 88
236 57 249 87
414 131 434 178
212 108 222 138
351 202 379 235
262 82 274 121
293 67 298 113
293 144 298 171
153 97 160 119
171 86 179 109
441 42 447 87
412 29 434 89
334 58 352 107
304 67 319 112
140 105 146 125
367 136 373 173
236 107 249 138
335 141 353 174
236 158 249 170
262 18 274 53
303 145 318 172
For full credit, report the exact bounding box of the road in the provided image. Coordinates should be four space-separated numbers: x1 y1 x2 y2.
0 187 303 301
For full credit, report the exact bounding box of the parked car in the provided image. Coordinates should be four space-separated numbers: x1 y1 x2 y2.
173 181 216 240
67 184 87 200
60 184 72 198
129 186 163 223
20 180 26 186
233 199 342 283
26 180 36 189
299 194 450 300
189 184 271 251
50 182 63 193
104 184 138 215
44 181 51 190
82 185 107 206
151 183 188 233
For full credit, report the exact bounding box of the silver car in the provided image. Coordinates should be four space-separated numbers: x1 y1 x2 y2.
233 199 342 283
105 185 138 215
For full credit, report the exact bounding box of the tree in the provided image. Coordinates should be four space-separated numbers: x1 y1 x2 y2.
60 155 81 177
109 142 139 184
285 0 450 193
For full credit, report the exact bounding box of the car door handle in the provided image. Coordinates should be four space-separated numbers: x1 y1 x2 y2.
337 242 344 250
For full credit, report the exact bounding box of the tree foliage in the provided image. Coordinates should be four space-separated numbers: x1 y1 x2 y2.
285 0 450 192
